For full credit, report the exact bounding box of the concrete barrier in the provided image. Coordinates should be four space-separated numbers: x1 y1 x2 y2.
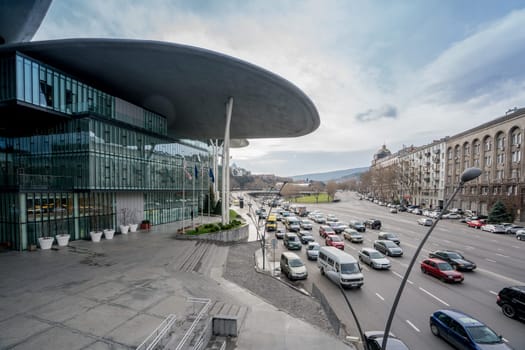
312 283 342 336
175 224 249 243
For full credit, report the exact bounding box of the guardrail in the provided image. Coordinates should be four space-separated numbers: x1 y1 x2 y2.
136 314 177 350
175 297 211 350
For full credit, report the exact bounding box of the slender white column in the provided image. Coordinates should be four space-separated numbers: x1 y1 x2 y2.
222 97 233 224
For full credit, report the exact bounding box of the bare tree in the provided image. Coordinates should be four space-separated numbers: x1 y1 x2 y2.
326 181 338 201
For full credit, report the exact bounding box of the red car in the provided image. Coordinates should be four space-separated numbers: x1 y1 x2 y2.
326 234 345 250
421 258 464 283
467 219 486 229
319 225 336 238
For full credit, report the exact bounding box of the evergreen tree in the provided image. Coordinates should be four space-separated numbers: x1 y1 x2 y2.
488 200 512 223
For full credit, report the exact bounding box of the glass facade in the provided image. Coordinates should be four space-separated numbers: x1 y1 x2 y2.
0 52 217 250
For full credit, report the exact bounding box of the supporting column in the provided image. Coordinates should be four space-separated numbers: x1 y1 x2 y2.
222 97 233 224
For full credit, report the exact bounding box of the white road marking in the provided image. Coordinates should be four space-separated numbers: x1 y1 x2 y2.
419 287 450 306
376 293 385 301
485 258 497 263
489 290 498 295
503 337 509 343
406 320 420 332
495 253 509 258
392 271 413 284
476 267 525 285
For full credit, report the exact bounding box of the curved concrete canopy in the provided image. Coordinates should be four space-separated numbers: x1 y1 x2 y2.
0 39 320 140
0 0 52 44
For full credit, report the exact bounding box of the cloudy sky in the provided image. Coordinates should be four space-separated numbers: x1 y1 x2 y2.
34 0 525 177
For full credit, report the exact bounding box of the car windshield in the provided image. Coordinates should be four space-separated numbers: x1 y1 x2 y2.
289 259 304 267
385 233 397 238
369 252 384 259
466 325 502 344
340 263 359 274
308 245 320 251
437 262 453 271
288 236 298 241
330 236 342 242
384 241 397 247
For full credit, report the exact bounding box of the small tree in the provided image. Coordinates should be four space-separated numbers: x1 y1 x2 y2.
488 200 512 223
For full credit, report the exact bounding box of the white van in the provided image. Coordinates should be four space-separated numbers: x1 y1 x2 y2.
318 246 364 288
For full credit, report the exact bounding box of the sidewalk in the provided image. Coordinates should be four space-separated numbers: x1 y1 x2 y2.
0 213 353 350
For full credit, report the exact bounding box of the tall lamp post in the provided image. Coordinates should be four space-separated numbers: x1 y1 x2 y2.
380 167 481 350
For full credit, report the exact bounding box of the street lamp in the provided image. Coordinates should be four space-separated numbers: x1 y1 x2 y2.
380 167 481 350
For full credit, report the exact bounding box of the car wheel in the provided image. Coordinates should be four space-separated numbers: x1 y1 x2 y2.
421 267 426 274
430 323 440 336
502 303 517 318
320 267 325 275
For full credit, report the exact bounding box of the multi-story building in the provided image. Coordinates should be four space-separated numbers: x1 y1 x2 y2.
444 108 525 220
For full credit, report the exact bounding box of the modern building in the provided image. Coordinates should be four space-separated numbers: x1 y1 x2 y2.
0 1 320 250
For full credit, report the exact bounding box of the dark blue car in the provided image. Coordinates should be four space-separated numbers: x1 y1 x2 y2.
429 309 513 349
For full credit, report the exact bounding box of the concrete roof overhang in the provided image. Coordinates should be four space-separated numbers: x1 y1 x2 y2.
0 0 52 44
0 38 320 140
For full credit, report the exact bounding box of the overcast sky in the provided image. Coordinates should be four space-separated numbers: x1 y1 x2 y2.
34 0 525 177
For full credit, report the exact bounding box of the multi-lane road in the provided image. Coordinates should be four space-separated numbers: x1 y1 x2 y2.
263 191 524 350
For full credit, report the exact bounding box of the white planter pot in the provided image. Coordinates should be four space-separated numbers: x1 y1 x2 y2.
120 225 130 234
129 224 138 232
90 231 103 242
55 234 70 247
103 229 115 240
38 237 54 250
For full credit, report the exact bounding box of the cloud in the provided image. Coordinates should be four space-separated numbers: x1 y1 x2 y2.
355 105 398 122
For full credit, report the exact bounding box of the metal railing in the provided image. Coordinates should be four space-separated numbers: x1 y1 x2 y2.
175 297 211 350
136 314 177 350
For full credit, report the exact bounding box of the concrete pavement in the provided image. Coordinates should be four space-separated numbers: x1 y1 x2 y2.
0 214 353 349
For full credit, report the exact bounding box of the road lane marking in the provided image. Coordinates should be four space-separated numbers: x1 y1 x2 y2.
489 290 498 295
376 293 385 301
419 287 450 306
406 320 420 332
495 253 509 258
476 267 525 285
485 258 497 263
392 271 413 284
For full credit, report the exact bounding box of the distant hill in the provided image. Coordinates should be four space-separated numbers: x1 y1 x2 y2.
291 167 369 182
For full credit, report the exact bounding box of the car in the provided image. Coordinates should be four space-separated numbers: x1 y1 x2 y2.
418 218 433 226
326 214 338 222
319 225 336 238
283 232 302 250
506 225 525 234
359 248 391 269
363 331 410 350
374 240 403 257
442 213 462 219
331 222 348 234
349 220 366 232
516 230 525 241
275 227 286 239
298 231 315 244
280 252 308 280
378 231 401 245
421 258 464 283
390 208 398 214
412 208 423 215
343 228 363 243
299 219 313 230
430 309 513 349
325 234 344 250
481 224 507 234
497 285 525 320
306 242 321 260
313 214 327 224
428 250 477 271
467 219 486 229
364 218 382 230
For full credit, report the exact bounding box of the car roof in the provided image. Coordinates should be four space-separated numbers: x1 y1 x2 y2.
361 247 378 253
425 257 448 264
435 309 484 327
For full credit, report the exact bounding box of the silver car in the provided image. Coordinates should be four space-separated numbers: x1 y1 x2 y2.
306 242 321 260
359 248 391 269
343 228 363 243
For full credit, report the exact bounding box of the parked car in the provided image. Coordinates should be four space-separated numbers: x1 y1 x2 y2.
497 285 525 320
418 218 433 226
326 234 345 250
442 213 462 219
275 227 286 239
506 225 525 234
421 258 464 283
378 231 401 245
343 228 363 243
428 250 476 271
359 248 391 269
516 230 525 241
306 242 321 260
467 219 486 229
319 225 336 238
364 218 382 230
481 224 507 234
390 208 398 214
430 309 513 349
349 220 366 232
374 240 403 257
363 331 410 350
283 232 302 250
280 252 308 280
